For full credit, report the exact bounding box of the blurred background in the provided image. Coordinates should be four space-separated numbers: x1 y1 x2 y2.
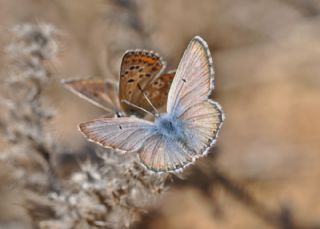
0 0 320 228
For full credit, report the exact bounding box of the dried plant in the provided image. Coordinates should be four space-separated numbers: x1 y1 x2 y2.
0 22 168 229
41 150 167 229
1 23 59 193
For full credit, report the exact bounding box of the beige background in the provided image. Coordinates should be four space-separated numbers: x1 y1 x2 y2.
0 0 320 228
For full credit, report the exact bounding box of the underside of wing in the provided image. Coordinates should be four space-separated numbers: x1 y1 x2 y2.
79 117 153 152
62 79 121 115
138 70 175 112
119 50 166 115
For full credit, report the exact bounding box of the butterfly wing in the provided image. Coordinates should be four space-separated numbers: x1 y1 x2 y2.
139 70 175 111
138 36 224 172
138 133 196 172
138 102 223 172
178 100 224 153
119 50 167 115
62 79 122 116
169 37 224 151
79 117 153 152
167 37 214 113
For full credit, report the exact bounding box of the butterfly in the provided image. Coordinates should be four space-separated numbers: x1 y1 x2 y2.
62 50 175 117
79 36 224 173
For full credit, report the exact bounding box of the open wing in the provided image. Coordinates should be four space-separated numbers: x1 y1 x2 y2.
138 101 223 172
138 133 196 172
179 100 224 154
62 79 121 116
79 117 153 153
167 36 214 115
166 36 224 158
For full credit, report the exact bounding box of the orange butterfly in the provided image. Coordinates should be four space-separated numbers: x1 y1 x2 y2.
62 50 175 117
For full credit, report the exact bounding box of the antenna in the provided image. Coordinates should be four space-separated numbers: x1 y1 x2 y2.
121 99 155 117
137 83 160 115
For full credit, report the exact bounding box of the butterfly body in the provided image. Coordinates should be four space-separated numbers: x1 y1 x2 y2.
153 113 186 140
79 36 224 173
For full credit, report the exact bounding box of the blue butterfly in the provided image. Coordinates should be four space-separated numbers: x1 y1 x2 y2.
79 36 224 172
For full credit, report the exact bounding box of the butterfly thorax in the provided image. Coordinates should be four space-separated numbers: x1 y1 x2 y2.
154 113 186 139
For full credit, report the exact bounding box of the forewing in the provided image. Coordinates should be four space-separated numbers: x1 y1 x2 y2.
119 50 166 114
79 117 153 152
62 79 121 115
167 36 214 115
139 70 175 111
